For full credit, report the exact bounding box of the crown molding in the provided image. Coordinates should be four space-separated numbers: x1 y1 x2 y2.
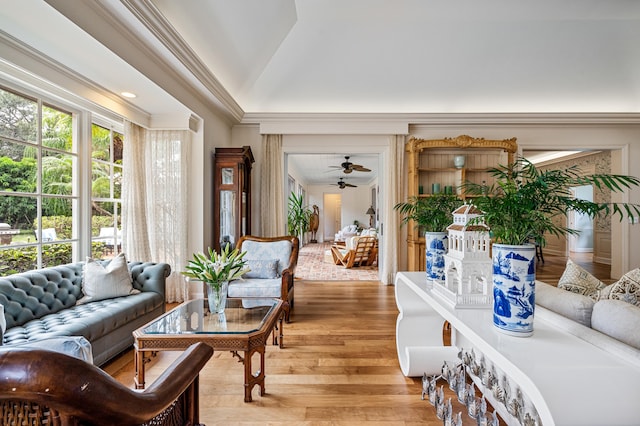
0 30 151 126
243 112 640 132
44 0 243 124
120 0 244 122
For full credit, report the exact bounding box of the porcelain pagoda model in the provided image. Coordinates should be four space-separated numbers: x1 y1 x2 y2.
433 204 492 308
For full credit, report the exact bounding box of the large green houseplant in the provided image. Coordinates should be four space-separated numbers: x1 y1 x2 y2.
394 193 464 233
287 192 313 240
462 157 640 337
394 193 464 282
463 157 640 246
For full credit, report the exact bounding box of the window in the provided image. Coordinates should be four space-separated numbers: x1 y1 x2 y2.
0 86 77 272
91 124 123 259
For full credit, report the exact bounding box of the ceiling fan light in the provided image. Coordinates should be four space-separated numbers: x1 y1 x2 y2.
343 169 352 174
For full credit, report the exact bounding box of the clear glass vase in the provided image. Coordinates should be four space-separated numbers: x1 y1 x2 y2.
207 281 228 314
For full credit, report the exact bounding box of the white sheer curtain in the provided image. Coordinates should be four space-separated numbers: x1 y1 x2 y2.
260 134 286 237
380 134 406 285
122 122 151 261
123 122 191 302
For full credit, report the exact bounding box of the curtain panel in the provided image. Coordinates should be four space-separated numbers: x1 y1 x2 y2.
260 134 286 237
380 134 405 285
123 122 191 302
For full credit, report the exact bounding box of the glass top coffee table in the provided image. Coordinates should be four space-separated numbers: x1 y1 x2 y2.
133 298 284 402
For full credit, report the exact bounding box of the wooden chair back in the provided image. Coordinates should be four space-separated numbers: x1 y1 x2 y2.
0 343 213 426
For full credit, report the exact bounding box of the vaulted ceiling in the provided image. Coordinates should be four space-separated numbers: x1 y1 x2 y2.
3 0 640 118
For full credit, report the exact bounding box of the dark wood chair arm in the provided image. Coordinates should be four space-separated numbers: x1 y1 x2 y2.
0 342 213 425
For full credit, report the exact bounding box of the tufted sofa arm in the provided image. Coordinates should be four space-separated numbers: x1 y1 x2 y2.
128 261 171 297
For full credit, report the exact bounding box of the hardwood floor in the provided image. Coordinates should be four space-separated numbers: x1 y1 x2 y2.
104 253 606 425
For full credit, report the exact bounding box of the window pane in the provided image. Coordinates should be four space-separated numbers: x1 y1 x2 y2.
0 87 37 143
0 195 37 242
114 131 123 164
113 165 122 199
42 242 73 268
91 201 121 260
92 124 110 161
42 197 72 239
0 140 36 193
42 105 72 152
92 160 111 198
0 246 37 273
42 149 73 196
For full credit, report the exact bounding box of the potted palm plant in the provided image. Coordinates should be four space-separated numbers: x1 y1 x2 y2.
287 193 313 243
394 193 464 282
463 157 640 336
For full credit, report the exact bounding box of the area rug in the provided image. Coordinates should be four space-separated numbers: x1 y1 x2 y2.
295 242 379 281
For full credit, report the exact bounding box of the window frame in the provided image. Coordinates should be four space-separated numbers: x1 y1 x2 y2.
0 81 124 270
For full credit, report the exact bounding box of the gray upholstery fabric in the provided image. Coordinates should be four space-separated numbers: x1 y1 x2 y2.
0 261 169 365
0 335 94 363
535 280 595 327
592 299 640 350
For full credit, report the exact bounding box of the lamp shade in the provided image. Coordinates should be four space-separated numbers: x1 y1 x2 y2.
366 206 375 215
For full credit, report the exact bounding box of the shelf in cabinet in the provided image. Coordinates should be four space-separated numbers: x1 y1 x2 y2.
417 167 461 173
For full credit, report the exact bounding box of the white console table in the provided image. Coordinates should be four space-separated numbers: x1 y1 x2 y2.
395 271 640 426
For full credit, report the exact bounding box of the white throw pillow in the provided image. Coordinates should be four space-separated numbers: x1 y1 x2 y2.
78 253 139 304
557 259 606 300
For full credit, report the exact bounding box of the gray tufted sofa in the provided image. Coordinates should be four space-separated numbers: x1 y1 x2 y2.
0 261 170 366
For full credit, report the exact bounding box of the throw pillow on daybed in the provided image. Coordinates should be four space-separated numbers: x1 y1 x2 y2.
244 259 280 279
78 252 139 304
607 268 640 308
557 259 607 300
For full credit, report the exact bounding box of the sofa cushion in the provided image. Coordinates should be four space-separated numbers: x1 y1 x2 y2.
78 253 139 304
557 259 606 300
535 280 595 327
244 259 279 279
607 268 640 308
592 299 640 350
3 291 163 346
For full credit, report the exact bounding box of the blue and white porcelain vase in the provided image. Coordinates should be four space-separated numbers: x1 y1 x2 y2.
425 232 448 284
491 244 536 337
207 281 228 314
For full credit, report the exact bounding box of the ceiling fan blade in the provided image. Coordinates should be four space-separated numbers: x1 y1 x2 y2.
351 165 371 172
345 183 357 187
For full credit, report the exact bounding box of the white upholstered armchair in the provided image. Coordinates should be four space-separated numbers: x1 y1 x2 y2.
229 235 299 322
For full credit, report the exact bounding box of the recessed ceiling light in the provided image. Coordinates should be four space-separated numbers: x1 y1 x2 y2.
121 92 137 98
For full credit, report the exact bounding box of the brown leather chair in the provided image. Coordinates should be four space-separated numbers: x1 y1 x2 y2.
0 342 213 426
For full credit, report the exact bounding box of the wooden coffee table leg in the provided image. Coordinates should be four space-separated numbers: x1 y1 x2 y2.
243 347 266 402
134 347 146 390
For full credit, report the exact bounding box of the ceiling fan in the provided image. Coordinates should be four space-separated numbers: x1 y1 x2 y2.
330 156 371 174
331 178 357 189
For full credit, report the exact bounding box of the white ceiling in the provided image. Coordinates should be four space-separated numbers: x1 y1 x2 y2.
152 0 640 114
3 0 639 117
288 153 378 187
2 0 639 185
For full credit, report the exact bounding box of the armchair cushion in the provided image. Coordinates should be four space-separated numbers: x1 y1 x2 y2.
228 278 281 308
241 240 292 275
244 259 280 279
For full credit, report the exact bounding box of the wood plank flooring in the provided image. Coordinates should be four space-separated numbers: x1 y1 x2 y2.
103 253 605 425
